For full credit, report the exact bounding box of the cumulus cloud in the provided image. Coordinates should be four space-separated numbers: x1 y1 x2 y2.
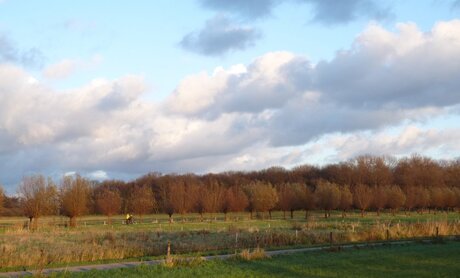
180 15 261 56
0 34 44 68
310 126 460 161
2 20 460 191
169 20 460 146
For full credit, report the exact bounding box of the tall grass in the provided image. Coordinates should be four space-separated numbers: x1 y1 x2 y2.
0 212 459 270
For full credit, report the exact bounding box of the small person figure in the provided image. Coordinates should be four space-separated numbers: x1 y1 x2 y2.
126 213 133 224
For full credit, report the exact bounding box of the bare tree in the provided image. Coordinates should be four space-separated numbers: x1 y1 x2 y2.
222 185 248 221
338 185 353 218
277 183 295 219
386 185 406 215
60 175 91 227
314 181 341 218
353 183 373 217
429 187 445 213
18 175 57 229
96 187 122 224
371 186 388 216
403 186 417 213
129 185 156 221
158 178 190 223
443 187 456 213
277 183 303 219
0 185 4 215
202 179 224 219
250 181 278 219
300 185 315 219
452 187 460 213
415 187 431 213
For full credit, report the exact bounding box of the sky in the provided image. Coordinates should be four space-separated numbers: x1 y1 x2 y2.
1 0 460 192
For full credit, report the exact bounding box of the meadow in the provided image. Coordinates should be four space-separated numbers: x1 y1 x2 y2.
0 210 459 272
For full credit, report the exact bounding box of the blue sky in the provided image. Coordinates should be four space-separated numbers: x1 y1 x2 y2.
1 0 460 192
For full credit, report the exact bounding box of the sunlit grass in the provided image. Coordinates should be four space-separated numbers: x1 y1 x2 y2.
0 210 458 271
58 241 460 278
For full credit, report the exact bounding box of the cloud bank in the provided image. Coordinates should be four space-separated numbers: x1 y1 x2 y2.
1 20 460 190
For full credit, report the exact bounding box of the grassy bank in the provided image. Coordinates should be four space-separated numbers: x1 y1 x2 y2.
57 241 460 278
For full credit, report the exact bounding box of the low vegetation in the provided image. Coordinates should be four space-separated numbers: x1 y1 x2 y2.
0 211 458 270
56 241 460 277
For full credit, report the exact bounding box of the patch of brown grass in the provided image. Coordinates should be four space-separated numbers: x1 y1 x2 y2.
237 248 268 261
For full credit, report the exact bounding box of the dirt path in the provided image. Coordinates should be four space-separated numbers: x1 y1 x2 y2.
0 238 451 277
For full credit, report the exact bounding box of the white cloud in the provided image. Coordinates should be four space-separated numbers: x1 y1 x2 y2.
42 55 102 80
88 170 109 180
1 20 460 190
308 125 460 162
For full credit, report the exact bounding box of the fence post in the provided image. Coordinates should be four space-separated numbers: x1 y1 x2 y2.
235 232 239 253
167 240 171 257
436 226 439 238
329 232 333 246
386 229 390 241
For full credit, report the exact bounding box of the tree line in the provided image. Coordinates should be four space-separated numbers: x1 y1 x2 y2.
0 155 459 227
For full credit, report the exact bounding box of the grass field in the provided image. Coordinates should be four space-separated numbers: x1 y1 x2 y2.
55 241 460 278
0 210 459 271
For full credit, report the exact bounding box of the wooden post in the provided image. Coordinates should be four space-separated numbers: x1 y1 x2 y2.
436 226 439 238
167 240 171 257
329 232 333 246
386 229 390 241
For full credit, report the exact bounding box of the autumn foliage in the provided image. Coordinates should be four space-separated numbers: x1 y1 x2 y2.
3 155 460 222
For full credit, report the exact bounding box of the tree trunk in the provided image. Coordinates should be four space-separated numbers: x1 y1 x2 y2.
168 214 173 224
290 210 294 219
29 217 35 230
69 216 77 227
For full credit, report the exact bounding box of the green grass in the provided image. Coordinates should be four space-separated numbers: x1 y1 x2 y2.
1 210 457 233
57 241 460 278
